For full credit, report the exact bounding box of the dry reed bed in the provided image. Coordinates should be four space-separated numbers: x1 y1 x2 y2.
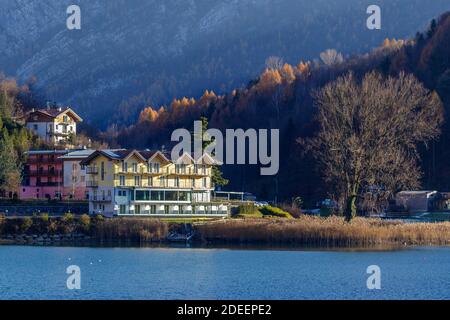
92 218 169 242
195 216 450 246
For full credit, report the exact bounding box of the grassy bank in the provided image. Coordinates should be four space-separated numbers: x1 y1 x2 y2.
195 216 450 247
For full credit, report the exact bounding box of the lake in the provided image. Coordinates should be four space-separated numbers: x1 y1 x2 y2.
0 245 449 300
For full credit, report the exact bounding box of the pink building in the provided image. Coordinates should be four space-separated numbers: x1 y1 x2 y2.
20 150 69 200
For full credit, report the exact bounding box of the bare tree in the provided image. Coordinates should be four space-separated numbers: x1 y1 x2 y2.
265 56 284 70
304 71 443 221
320 49 344 66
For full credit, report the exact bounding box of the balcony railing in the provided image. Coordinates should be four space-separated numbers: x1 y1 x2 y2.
23 170 63 177
27 158 61 164
86 166 99 174
35 182 61 187
86 180 99 188
117 167 208 176
90 195 112 202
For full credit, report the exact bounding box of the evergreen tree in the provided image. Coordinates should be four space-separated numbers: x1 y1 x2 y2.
198 116 229 188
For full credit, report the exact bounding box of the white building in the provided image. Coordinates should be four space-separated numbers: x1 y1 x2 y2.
59 149 96 200
25 106 83 145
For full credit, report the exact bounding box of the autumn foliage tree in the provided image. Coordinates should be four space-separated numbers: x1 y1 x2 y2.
306 71 443 221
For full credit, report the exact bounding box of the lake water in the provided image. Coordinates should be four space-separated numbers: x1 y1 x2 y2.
0 245 449 300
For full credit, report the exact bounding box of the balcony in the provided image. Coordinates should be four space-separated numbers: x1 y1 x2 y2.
27 158 61 164
86 180 99 188
35 182 61 187
86 166 99 174
23 170 63 177
90 195 112 202
169 168 208 176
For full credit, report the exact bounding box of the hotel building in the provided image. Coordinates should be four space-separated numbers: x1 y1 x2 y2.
80 149 228 216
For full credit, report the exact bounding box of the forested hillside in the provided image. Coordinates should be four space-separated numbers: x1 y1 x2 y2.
0 77 44 198
2 0 449 128
114 12 450 205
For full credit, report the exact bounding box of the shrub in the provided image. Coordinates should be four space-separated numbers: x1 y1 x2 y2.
259 205 292 218
235 204 262 218
280 203 302 218
61 213 74 223
47 220 58 234
21 217 33 232
79 214 91 232
40 213 49 223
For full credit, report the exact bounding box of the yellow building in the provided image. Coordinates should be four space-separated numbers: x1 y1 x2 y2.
80 149 228 216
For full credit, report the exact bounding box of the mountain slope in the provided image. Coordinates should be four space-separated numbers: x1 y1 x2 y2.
1 0 450 127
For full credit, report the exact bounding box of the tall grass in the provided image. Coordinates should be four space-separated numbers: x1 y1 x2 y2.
195 216 450 246
90 218 169 242
0 215 169 243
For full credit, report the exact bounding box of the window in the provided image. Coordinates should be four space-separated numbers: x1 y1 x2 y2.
119 205 126 214
148 176 153 186
151 191 164 201
132 162 138 173
63 115 69 122
33 124 38 131
119 175 125 186
136 190 150 201
159 176 165 187
179 191 190 201
122 161 127 172
203 178 207 188
194 164 199 174
135 205 141 215
175 177 180 187
202 165 206 174
134 176 141 186
176 164 187 174
149 163 160 173
166 191 178 201
101 162 105 181
150 205 156 214
191 178 195 188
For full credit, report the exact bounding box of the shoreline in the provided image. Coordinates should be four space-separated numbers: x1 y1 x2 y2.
1 215 450 249
1 237 446 252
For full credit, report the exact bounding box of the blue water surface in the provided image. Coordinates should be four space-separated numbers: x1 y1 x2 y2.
0 245 449 300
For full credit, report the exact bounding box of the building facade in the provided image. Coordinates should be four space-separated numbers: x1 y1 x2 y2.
80 149 228 216
20 150 69 200
25 107 82 145
59 149 96 201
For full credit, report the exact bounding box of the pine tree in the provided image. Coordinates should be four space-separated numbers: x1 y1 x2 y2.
198 117 229 188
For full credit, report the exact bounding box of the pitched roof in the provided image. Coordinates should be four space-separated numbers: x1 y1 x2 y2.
79 149 214 165
58 149 96 160
26 150 70 156
27 107 83 122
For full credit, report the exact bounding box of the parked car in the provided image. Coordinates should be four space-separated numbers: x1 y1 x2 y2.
254 201 269 207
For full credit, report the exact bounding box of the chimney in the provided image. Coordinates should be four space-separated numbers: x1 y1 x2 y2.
46 101 51 110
